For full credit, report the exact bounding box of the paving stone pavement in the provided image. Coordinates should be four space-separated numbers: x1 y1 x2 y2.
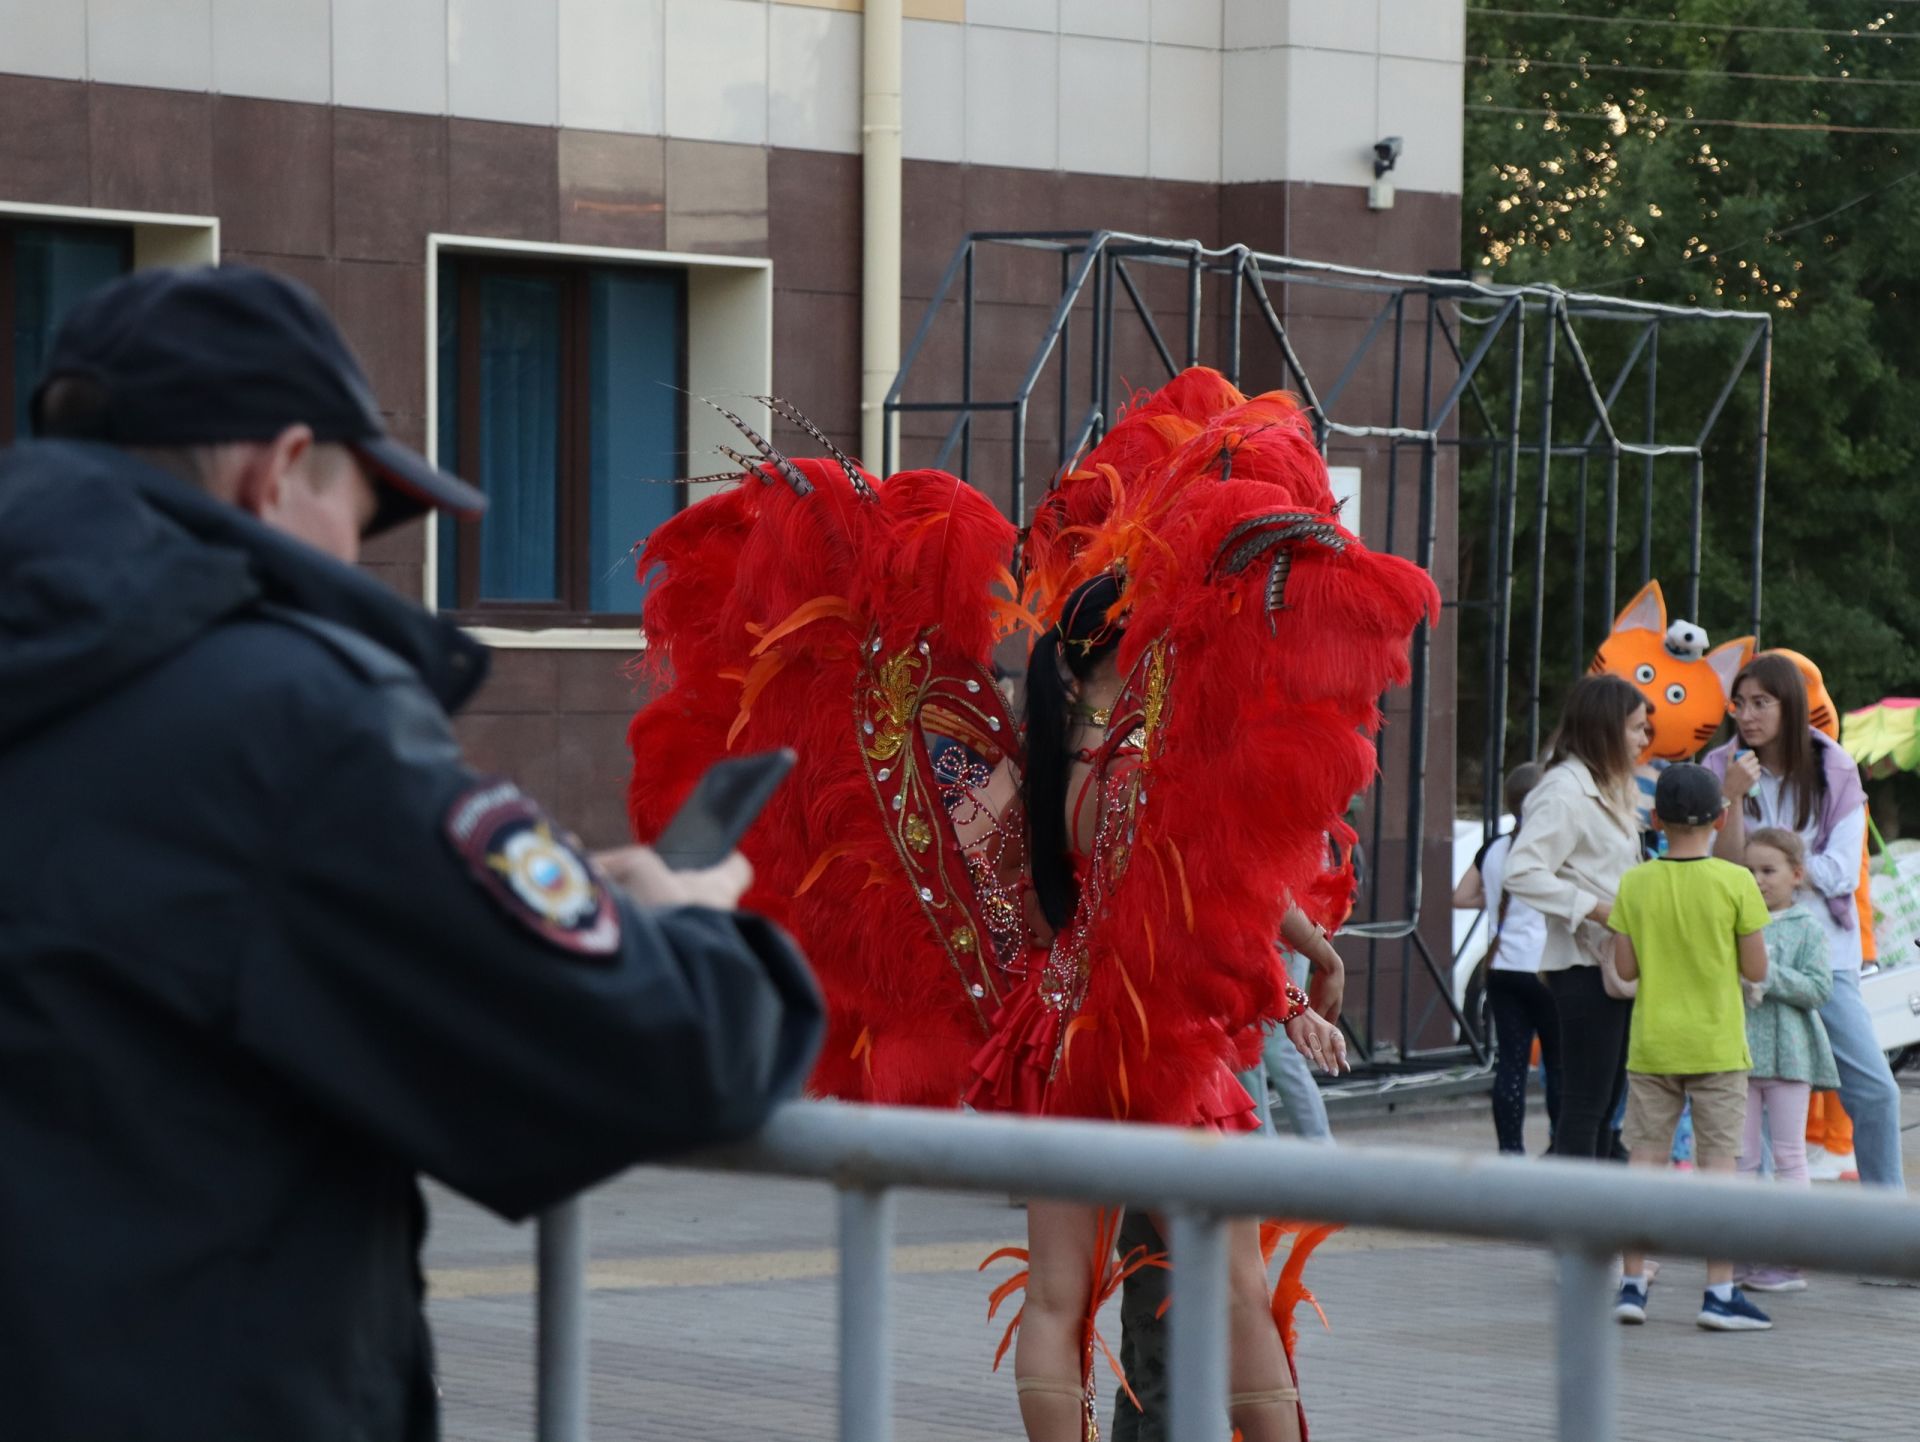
424 1085 1920 1440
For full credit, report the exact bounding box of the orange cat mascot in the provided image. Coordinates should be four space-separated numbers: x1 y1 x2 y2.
1589 581 1753 835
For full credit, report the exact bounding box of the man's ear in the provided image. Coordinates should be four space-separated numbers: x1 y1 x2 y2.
1712 808 1730 831
230 425 314 520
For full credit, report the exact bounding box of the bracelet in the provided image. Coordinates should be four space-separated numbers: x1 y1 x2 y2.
1283 982 1311 1021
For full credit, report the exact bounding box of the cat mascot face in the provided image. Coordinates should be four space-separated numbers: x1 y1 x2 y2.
1589 581 1754 762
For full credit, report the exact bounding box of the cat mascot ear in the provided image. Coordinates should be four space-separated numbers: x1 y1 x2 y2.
1705 636 1756 704
1611 580 1667 638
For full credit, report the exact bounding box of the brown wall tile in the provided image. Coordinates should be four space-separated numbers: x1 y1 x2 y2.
555 649 645 714
334 108 448 262
901 158 965 300
768 147 861 294
449 119 558 243
558 129 666 251
466 648 562 714
772 287 860 441
664 139 768 256
0 76 90 207
452 711 561 800
212 97 332 257
553 710 637 850
333 259 426 416
222 251 335 308
90 86 212 215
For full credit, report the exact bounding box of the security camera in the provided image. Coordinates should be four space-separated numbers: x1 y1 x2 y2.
1373 137 1403 179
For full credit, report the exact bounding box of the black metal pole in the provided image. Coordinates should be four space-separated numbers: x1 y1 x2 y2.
1640 324 1658 585
1572 451 1589 676
1187 251 1202 367
1057 248 1070 467
1527 302 1559 760
1687 452 1705 622
1750 319 1773 640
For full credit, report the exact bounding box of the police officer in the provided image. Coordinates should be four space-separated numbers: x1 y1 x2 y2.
0 265 825 1440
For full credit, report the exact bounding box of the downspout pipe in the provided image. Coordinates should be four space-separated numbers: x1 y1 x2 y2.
861 0 903 471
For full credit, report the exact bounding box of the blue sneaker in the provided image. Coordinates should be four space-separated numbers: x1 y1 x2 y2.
1614 1279 1649 1324
1697 1287 1772 1331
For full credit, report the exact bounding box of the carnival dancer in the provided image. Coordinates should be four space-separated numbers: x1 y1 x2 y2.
967 373 1439 1442
624 373 1435 1441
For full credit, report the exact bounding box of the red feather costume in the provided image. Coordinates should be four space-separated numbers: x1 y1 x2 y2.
625 374 1437 1439
627 443 1030 1106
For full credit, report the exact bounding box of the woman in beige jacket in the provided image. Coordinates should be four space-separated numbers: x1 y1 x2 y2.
1501 675 1651 1160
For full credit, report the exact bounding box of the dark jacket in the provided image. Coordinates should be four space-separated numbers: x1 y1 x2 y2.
0 441 823 1441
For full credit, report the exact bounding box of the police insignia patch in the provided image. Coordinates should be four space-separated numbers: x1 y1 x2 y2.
445 780 621 956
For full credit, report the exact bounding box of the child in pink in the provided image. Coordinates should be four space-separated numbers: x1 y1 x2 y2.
1736 827 1840 1293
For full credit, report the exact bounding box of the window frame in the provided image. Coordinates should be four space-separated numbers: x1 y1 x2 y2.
437 251 691 628
0 218 136 445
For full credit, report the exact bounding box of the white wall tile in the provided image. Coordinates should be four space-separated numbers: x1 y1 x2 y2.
449 0 558 125
770 5 860 152
1280 45 1376 186
1150 0 1220 49
1376 56 1462 192
1283 0 1378 53
1061 0 1147 41
1059 35 1147 177
1378 0 1464 62
0 0 88 80
559 0 664 134
902 18 965 163
333 0 448 114
664 0 768 145
1220 46 1285 182
88 0 212 91
968 0 1059 33
1223 0 1283 49
1148 43 1219 182
965 25 1057 169
212 0 330 102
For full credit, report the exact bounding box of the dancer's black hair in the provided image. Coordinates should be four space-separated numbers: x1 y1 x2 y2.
1025 572 1126 930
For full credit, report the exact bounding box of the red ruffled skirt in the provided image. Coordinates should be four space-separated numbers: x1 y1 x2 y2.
965 976 1258 1133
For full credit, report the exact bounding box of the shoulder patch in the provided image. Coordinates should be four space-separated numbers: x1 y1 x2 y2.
445 779 621 957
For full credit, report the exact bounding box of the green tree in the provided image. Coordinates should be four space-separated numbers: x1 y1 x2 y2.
1462 1 1920 750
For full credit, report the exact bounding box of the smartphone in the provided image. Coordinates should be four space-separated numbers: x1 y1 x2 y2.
652 749 796 871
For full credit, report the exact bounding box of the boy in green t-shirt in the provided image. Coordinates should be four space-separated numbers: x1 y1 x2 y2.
1607 763 1773 1331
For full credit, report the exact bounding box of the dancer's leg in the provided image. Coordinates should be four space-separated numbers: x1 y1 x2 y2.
1225 1218 1301 1442
1016 1199 1104 1442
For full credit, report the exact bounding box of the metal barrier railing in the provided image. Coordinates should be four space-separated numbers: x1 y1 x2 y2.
529 1101 1920 1442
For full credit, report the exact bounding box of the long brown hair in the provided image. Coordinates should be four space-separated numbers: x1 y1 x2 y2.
1548 674 1649 801
1732 652 1821 830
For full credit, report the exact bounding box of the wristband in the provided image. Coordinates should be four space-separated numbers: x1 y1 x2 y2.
1283 982 1311 1021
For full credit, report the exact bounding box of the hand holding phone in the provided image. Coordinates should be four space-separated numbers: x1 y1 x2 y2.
651 749 796 871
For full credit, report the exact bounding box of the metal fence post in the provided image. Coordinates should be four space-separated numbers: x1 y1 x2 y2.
536 1198 589 1442
1168 1210 1231 1442
838 1185 896 1442
1555 1247 1617 1442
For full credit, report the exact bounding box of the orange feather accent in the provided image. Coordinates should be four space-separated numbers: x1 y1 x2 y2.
794 845 854 897
1061 1014 1099 1077
747 594 857 656
727 650 788 746
1165 837 1196 930
1115 958 1151 1055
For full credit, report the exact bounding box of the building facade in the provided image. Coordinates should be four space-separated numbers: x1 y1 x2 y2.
1 0 1463 1031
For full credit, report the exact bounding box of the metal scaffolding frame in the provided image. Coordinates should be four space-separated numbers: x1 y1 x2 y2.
885 230 1773 1074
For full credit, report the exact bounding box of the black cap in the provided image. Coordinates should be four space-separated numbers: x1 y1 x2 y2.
1654 762 1725 827
28 264 485 536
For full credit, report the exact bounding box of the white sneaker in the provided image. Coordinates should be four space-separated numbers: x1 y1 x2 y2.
1809 1149 1857 1183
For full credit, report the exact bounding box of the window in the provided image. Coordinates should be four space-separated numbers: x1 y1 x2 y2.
436 255 687 622
2 220 134 442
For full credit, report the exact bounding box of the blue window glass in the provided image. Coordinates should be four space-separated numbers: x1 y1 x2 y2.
475 274 563 603
436 271 460 613
7 222 132 439
588 269 682 614
437 258 685 617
